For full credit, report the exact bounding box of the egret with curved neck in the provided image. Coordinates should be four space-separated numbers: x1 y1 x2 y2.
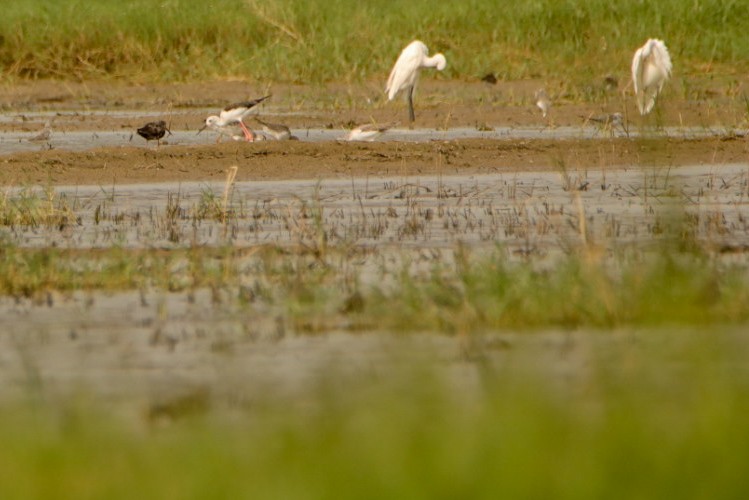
386 40 446 123
632 39 672 115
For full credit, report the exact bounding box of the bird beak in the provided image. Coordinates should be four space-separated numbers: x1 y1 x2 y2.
197 124 207 135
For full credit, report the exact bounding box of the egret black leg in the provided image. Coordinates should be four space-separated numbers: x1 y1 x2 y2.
407 86 415 123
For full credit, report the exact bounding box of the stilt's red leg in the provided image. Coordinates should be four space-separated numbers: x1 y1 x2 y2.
238 121 254 142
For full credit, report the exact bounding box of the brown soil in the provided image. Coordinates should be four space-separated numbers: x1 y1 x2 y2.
1 80 747 185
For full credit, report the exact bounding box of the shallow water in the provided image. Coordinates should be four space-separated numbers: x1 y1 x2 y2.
0 108 731 154
3 164 749 253
2 108 749 406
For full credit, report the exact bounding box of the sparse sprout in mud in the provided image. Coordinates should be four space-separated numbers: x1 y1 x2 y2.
0 187 78 229
222 166 238 225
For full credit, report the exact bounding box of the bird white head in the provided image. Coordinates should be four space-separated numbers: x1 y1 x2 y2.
197 115 221 135
429 53 447 71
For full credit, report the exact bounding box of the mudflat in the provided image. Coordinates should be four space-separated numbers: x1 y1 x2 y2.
1 79 746 185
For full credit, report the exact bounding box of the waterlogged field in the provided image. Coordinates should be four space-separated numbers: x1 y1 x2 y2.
2 160 749 496
2 0 749 497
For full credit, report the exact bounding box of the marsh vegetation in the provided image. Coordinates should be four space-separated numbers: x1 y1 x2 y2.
1 0 748 86
1 2 749 496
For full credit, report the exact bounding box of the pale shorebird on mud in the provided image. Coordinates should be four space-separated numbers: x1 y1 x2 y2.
136 120 171 146
535 88 551 118
253 117 297 140
341 123 395 142
632 39 672 115
199 95 271 142
385 40 446 123
582 112 625 136
28 120 53 143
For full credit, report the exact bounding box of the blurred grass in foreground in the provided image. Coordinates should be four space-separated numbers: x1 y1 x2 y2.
1 241 748 332
0 328 748 498
0 0 747 84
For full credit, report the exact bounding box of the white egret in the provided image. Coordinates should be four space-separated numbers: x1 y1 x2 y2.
199 95 271 141
385 40 446 122
631 39 672 115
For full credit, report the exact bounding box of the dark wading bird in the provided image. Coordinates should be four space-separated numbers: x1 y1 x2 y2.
199 95 271 142
137 120 171 146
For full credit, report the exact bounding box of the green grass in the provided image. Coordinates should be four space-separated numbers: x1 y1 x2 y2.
1 239 748 332
1 331 749 498
370 246 749 333
1 0 747 84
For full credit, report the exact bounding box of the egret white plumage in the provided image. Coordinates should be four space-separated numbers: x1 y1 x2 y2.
631 39 672 115
385 40 446 122
199 95 271 141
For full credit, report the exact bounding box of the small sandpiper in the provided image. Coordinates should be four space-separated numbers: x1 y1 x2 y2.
137 120 171 146
535 88 551 118
583 112 625 136
199 95 271 142
28 120 53 143
253 117 297 140
342 123 394 142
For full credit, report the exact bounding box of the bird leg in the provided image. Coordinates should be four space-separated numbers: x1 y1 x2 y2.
407 86 416 123
238 121 255 142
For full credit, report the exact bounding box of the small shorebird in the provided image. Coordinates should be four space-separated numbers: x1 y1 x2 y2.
203 122 246 142
632 39 672 115
28 120 53 142
253 117 297 140
386 40 446 123
199 95 271 142
136 120 171 146
603 75 618 92
342 123 394 142
535 88 551 118
583 112 625 136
